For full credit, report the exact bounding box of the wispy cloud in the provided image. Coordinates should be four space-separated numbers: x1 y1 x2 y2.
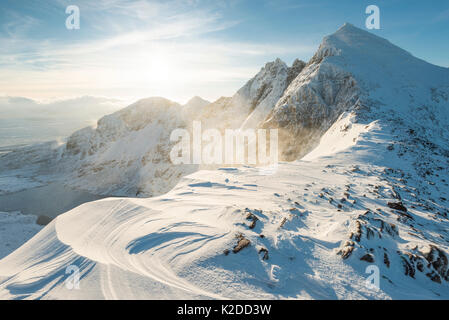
0 0 316 102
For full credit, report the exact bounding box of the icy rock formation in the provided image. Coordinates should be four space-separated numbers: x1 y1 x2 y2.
200 58 305 131
263 23 449 160
62 97 197 196
264 60 359 160
182 96 211 121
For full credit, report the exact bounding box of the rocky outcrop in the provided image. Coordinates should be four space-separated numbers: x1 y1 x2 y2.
62 97 197 196
263 61 359 160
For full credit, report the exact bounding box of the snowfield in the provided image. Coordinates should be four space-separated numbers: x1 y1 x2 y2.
0 23 448 299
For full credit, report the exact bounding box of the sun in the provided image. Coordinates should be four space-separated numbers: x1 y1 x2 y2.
144 52 174 84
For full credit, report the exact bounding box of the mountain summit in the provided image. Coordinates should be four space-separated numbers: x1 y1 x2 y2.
265 23 449 159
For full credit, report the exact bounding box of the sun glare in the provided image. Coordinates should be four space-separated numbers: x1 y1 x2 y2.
144 53 174 84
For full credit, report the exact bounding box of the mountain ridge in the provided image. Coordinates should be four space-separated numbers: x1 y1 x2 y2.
0 24 449 299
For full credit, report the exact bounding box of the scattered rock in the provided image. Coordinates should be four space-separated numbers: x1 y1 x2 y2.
338 245 354 260
360 254 375 263
36 215 53 226
289 208 300 215
423 245 449 281
351 221 362 242
233 236 251 254
384 253 390 268
279 217 287 228
427 272 442 284
387 201 408 212
258 248 269 260
245 210 259 229
401 256 416 278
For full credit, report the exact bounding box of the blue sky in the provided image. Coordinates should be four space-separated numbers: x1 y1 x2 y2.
0 0 448 103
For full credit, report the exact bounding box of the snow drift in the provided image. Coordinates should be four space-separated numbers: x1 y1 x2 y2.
0 23 449 299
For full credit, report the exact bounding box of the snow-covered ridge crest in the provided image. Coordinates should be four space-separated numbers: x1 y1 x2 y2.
59 97 197 197
1 23 449 300
264 34 361 160
65 97 182 158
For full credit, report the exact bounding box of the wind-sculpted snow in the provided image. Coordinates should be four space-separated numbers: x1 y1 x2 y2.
1 23 449 299
1 135 448 299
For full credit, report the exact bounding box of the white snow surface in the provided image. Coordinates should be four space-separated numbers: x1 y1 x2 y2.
0 212 42 260
0 24 449 299
1 147 448 299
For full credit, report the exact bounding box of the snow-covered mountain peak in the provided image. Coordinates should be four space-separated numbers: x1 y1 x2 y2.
319 23 411 57
264 57 286 70
264 23 449 161
235 57 288 106
119 96 181 116
330 22 408 53
182 96 211 121
316 23 449 94
183 96 210 109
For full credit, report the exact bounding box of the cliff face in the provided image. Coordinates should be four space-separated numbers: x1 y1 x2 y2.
263 23 449 160
198 57 305 131
61 97 197 197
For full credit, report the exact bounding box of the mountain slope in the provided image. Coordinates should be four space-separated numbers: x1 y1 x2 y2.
0 146 448 299
264 23 449 160
62 97 199 197
0 24 449 299
199 58 305 131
